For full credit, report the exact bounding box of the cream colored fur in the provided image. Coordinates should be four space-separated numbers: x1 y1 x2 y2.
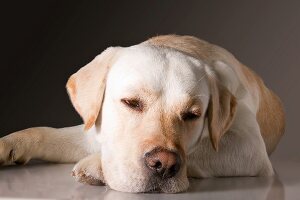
0 35 285 193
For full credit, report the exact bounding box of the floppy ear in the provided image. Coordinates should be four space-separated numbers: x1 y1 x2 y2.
66 47 120 131
206 71 237 151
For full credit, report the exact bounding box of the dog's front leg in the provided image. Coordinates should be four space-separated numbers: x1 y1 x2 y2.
0 125 99 165
72 153 105 185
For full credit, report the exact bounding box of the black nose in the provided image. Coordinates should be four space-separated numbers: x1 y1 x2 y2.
144 148 181 179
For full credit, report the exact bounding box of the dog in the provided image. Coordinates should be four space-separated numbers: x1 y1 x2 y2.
0 35 285 193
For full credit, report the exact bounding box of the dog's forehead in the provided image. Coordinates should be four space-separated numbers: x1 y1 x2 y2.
107 44 208 100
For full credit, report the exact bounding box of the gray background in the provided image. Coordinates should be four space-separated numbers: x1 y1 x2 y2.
0 0 299 161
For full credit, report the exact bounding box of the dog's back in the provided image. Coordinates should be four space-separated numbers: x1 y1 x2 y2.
240 64 285 154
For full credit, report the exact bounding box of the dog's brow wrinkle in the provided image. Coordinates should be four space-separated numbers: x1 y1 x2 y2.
192 94 209 98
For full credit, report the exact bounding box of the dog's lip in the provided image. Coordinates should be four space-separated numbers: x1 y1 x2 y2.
144 187 162 193
143 176 175 193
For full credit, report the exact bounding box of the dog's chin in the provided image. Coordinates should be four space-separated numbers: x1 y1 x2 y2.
107 175 190 193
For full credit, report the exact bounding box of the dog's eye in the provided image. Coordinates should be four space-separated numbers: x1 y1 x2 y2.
121 98 143 112
181 111 201 121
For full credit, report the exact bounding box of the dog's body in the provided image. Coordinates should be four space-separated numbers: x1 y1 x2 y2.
0 35 285 193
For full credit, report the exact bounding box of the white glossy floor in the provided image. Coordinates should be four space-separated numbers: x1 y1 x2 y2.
0 159 299 200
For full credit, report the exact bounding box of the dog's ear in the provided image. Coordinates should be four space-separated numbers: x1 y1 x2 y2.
66 47 120 131
206 67 237 151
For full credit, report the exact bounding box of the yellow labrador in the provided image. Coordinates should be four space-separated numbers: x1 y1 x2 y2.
0 35 285 193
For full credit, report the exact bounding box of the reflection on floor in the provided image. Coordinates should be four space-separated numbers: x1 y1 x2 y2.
0 159 299 200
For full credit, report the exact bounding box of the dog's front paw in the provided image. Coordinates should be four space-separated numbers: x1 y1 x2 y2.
0 139 30 166
72 154 105 186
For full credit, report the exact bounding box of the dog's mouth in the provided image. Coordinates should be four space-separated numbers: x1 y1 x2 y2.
145 186 162 193
135 175 167 193
140 172 173 193
144 182 164 193
141 176 187 193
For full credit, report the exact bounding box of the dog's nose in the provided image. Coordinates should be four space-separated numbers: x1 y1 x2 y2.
144 148 181 178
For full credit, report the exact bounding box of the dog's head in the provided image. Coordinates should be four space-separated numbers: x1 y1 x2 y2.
66 35 237 193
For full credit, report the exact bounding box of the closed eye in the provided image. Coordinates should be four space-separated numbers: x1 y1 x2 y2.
181 111 201 121
121 98 143 112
